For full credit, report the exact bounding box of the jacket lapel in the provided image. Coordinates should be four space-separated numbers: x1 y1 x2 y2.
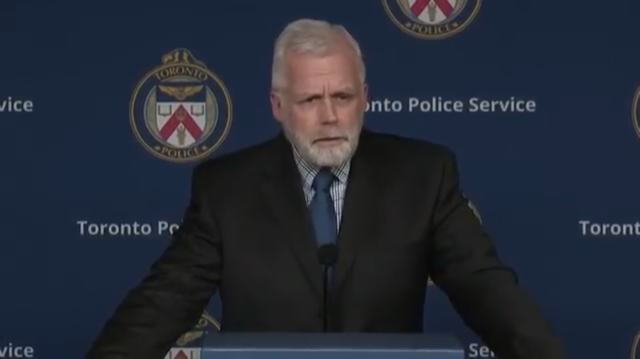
259 135 323 296
333 131 389 290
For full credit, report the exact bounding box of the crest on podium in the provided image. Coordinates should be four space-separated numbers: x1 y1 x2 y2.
164 311 220 359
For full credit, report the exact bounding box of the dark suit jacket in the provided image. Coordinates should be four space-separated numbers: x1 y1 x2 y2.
86 130 566 359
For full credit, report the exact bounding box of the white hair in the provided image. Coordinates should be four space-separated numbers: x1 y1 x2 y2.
271 19 366 91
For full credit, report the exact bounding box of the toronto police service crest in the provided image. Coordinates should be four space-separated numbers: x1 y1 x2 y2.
631 86 640 141
382 0 481 40
130 48 233 162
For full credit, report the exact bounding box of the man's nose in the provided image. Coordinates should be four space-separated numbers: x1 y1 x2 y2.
322 98 338 123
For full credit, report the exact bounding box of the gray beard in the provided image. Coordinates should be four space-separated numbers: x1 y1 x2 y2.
283 125 361 167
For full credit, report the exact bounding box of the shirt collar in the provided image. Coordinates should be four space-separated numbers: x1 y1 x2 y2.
291 146 350 191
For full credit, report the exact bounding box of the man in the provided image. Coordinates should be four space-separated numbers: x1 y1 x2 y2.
86 19 566 359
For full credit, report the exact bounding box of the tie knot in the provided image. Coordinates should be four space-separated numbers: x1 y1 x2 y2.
312 168 335 192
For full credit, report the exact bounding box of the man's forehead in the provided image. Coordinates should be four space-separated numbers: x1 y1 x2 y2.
285 72 360 94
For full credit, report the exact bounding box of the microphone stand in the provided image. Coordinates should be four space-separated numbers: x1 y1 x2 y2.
317 243 338 333
322 264 330 332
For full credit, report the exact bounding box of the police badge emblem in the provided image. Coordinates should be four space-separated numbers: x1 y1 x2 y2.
130 48 232 162
382 0 481 40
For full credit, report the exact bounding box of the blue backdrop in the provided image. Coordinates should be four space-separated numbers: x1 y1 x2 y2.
2 1 640 358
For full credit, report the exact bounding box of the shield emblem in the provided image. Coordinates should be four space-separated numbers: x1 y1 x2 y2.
402 0 465 25
164 347 201 359
155 83 207 148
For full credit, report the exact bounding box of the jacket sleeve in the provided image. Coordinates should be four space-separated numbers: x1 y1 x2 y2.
85 165 222 359
427 150 567 359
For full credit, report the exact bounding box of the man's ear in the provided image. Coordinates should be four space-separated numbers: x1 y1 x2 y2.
270 91 283 123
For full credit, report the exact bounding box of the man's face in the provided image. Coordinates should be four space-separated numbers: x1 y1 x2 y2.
270 46 367 167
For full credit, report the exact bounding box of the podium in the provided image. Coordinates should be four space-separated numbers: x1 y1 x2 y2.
166 332 465 359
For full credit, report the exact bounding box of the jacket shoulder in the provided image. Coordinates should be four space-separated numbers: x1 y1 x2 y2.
191 138 278 181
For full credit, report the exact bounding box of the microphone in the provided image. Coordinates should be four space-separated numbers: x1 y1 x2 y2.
317 243 338 333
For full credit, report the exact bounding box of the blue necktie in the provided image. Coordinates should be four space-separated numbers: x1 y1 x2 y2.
309 169 337 246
